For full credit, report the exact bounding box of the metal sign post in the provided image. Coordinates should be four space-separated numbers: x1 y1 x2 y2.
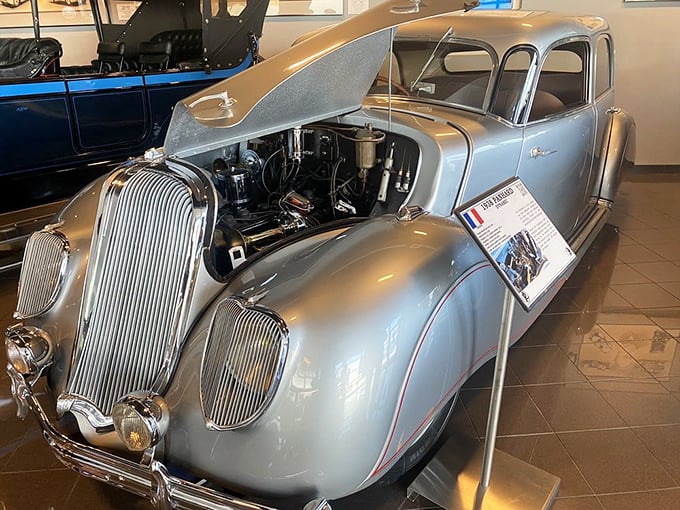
473 287 514 510
408 178 571 510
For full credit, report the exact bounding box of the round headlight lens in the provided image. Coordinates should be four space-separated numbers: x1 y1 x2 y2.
112 404 153 451
6 340 30 374
112 393 169 452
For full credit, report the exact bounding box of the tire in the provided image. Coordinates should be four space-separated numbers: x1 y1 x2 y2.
379 393 458 484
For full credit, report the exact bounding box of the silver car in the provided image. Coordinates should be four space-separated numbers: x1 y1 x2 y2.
5 1 635 509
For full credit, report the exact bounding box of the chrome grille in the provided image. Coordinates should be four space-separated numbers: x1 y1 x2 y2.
16 231 68 318
66 166 206 415
201 298 288 430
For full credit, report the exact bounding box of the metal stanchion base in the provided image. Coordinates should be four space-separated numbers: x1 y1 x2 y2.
407 436 560 510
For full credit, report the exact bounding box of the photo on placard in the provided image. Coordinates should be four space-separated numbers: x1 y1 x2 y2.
492 229 546 293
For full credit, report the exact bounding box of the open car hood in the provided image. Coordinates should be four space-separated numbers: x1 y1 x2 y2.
164 0 476 158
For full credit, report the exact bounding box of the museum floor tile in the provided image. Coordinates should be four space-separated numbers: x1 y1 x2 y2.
1 173 680 509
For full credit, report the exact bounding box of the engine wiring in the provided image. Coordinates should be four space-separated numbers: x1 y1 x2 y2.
207 123 418 276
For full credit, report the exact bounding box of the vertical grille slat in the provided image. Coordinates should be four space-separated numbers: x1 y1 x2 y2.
16 231 68 318
201 298 288 430
65 167 205 415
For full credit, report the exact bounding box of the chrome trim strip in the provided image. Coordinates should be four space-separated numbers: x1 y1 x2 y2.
1 261 22 272
7 364 278 510
57 394 114 432
569 200 610 256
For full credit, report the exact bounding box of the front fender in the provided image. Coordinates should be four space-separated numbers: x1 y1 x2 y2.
163 213 496 499
26 175 106 394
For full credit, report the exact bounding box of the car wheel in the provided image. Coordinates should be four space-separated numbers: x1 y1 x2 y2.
379 393 458 484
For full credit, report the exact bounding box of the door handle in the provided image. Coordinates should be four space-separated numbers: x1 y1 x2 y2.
530 146 557 158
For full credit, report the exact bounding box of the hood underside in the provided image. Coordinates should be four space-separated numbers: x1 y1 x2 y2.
164 0 476 158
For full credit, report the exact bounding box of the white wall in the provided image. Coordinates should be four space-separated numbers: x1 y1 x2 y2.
519 0 680 166
9 0 679 164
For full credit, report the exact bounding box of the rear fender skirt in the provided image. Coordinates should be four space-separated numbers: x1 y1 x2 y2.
598 108 636 202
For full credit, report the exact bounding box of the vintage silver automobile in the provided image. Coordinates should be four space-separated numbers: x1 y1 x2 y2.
6 1 634 509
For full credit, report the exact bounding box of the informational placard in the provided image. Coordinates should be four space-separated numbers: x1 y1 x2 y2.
455 178 576 311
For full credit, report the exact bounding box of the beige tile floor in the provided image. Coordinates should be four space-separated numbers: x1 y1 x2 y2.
1 172 680 509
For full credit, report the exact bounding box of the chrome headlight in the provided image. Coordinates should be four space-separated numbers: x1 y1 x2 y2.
112 392 169 452
15 229 69 319
5 325 54 377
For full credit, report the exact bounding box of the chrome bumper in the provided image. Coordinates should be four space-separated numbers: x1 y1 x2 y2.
6 364 328 510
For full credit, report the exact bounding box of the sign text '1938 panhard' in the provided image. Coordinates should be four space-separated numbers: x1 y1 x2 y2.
456 178 576 311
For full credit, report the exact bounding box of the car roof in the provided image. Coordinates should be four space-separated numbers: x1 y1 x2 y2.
164 3 608 158
397 10 609 55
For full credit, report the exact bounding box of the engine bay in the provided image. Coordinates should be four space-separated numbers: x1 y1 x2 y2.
202 123 420 276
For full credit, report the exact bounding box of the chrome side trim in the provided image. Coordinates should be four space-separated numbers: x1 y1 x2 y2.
200 298 288 431
7 364 279 510
569 200 610 256
14 229 69 319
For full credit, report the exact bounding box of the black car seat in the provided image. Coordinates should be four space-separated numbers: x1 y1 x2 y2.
0 38 62 79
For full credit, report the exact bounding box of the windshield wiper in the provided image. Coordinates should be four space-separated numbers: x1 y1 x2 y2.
409 26 453 92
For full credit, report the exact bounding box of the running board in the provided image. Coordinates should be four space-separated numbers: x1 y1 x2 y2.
568 200 611 259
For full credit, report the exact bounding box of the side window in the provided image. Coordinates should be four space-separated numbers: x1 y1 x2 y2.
530 41 588 121
492 49 536 122
372 41 495 110
595 37 612 97
440 48 494 109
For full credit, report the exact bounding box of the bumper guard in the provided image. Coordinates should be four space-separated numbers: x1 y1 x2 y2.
7 364 329 510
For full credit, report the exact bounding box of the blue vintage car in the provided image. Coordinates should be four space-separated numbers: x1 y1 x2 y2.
0 0 268 213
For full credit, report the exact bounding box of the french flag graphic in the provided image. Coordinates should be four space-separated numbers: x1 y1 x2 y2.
463 208 484 229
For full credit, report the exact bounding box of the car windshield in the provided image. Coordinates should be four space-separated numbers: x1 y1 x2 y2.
369 39 495 111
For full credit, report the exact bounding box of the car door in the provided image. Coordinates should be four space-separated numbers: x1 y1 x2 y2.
589 35 616 199
516 40 596 239
0 78 74 177
66 74 149 151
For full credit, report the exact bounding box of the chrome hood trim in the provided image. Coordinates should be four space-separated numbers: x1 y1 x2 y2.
164 0 476 158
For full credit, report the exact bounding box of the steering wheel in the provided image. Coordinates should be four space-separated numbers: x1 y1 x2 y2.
375 75 410 96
